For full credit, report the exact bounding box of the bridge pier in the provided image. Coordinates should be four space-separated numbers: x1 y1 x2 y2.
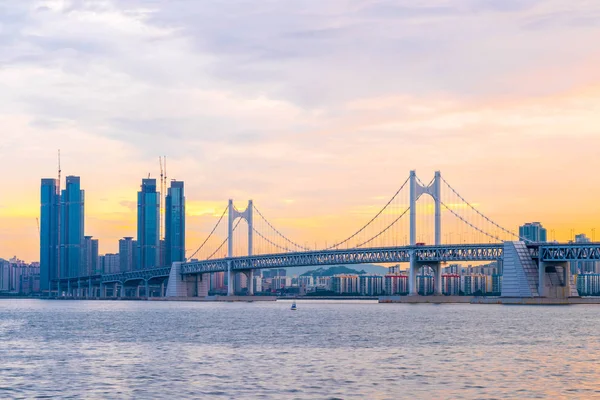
145 280 150 298
67 280 71 297
409 251 418 295
433 263 442 296
242 270 254 295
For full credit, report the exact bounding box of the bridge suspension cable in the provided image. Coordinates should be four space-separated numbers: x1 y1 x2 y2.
187 206 228 260
356 206 410 247
252 226 297 253
253 206 311 251
324 176 410 250
440 176 530 242
207 218 242 260
416 176 504 243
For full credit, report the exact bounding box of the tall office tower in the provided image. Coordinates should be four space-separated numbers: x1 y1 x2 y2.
83 236 99 276
40 178 60 293
132 239 138 270
119 237 134 272
137 178 159 269
165 180 185 265
519 222 547 242
60 176 85 278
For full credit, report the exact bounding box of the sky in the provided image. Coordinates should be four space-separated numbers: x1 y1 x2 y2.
1 0 600 262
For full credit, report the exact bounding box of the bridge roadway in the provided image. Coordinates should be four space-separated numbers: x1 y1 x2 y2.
182 243 503 274
53 242 600 287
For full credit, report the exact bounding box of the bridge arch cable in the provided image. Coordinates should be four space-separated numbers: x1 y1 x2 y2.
439 176 532 242
251 176 410 251
207 218 243 260
252 226 297 253
324 176 411 250
416 176 505 243
355 205 411 247
187 206 228 260
252 206 311 251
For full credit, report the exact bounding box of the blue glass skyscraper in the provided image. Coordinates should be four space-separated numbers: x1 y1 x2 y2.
137 179 159 269
40 178 60 293
165 180 185 265
60 176 85 278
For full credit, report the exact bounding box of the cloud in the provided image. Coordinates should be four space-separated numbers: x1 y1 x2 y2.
1 0 600 261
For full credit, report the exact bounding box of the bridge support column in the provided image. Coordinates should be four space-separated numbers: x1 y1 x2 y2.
120 283 125 298
242 270 254 295
145 280 150 298
99 283 104 298
227 261 234 296
57 282 61 297
136 286 140 298
409 251 418 295
539 261 547 297
88 280 92 299
160 282 165 297
434 263 442 296
67 280 71 297
197 274 209 297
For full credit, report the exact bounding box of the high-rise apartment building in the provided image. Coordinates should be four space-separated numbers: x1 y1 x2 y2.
137 179 159 269
40 178 60 292
165 180 185 265
119 237 135 272
519 222 547 242
60 176 85 278
83 236 99 276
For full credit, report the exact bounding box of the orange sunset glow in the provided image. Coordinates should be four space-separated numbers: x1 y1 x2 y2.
1 1 600 262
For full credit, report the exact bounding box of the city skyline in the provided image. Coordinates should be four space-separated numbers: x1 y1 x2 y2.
2 1 600 261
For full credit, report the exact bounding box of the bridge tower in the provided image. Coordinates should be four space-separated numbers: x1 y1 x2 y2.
227 199 253 296
408 170 442 295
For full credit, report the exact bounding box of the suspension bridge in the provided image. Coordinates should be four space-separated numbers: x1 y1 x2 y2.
54 171 600 300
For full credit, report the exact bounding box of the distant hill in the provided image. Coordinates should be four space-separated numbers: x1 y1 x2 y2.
286 264 390 276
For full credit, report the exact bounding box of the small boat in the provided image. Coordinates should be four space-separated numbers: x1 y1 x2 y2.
291 301 297 311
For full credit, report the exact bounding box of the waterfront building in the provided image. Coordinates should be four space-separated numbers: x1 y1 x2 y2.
253 275 262 293
40 178 60 292
443 264 461 275
210 271 226 292
577 274 600 296
60 176 85 278
118 237 135 272
271 276 291 291
83 236 99 276
441 274 460 295
460 274 487 295
519 222 547 242
332 274 360 294
359 275 384 296
0 259 40 294
417 275 434 295
165 180 185 265
491 274 503 294
385 274 408 295
314 276 332 291
137 178 160 269
262 269 287 278
99 253 120 274
388 265 402 274
571 234 598 274
298 275 314 289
